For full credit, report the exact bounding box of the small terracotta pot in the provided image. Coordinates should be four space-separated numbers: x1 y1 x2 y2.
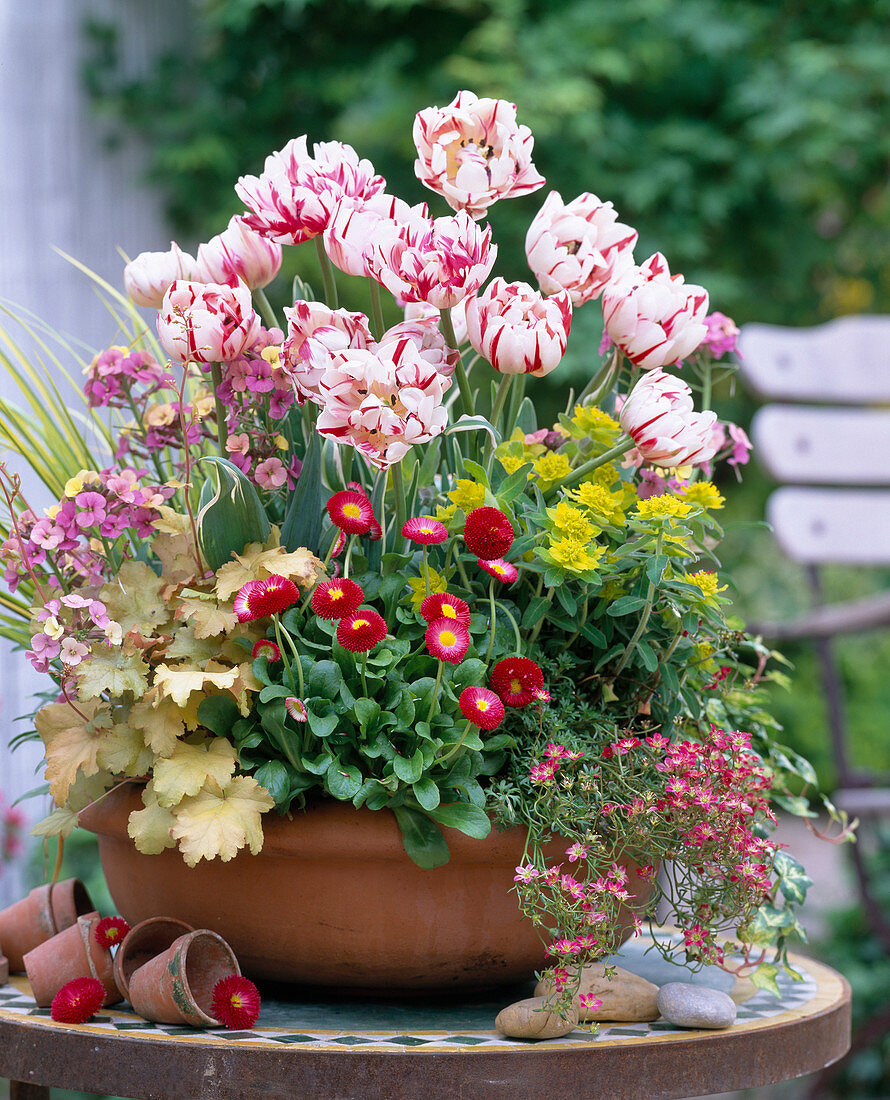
24 913 120 1008
127 930 240 1026
0 884 56 971
113 917 194 1002
50 878 94 933
0 951 8 985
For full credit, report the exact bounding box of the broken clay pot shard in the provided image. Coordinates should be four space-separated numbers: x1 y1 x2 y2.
535 963 660 1022
495 996 579 1040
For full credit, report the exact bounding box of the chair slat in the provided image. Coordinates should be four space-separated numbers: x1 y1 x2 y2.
738 316 890 403
767 487 890 565
752 405 890 486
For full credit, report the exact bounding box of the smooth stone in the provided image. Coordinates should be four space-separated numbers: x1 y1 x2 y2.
656 982 737 1030
495 996 579 1039
535 963 660 1022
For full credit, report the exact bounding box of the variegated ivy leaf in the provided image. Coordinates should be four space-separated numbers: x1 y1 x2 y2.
152 662 240 708
99 560 169 637
128 781 177 855
34 700 113 804
171 775 275 866
151 737 238 807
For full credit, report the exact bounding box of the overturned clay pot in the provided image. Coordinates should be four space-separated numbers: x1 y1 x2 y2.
0 884 56 972
24 912 120 1008
113 916 194 1003
0 950 8 985
127 930 240 1027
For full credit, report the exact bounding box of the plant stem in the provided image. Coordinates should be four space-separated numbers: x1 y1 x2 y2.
613 533 662 676
438 719 472 766
343 534 356 579
549 437 636 498
369 279 385 340
422 544 430 597
253 287 280 330
360 651 369 699
426 660 445 723
314 237 339 309
579 347 620 408
391 459 407 551
209 362 228 457
485 577 498 662
440 307 474 417
489 374 513 435
527 587 554 646
273 614 301 695
496 600 523 652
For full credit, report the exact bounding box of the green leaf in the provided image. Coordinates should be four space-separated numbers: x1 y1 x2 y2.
461 459 490 487
392 806 450 869
496 463 533 505
281 429 326 555
412 777 441 811
393 748 424 784
197 695 240 737
646 554 668 585
607 595 648 616
195 456 271 570
452 658 488 691
254 760 291 805
774 850 812 905
302 751 334 776
308 660 342 699
515 396 537 435
750 962 781 997
354 698 381 735
306 710 339 738
427 802 492 839
522 596 552 630
324 759 363 800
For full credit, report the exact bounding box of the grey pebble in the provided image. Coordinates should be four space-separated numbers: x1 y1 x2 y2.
656 982 737 1030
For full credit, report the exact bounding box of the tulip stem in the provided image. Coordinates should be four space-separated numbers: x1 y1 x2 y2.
440 308 475 417
369 279 386 340
547 437 636 499
314 237 339 309
391 459 407 551
253 287 280 331
490 374 513 437
209 362 229 457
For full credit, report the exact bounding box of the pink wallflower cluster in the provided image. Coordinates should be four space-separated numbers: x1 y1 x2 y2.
84 346 173 409
1 468 173 595
27 593 122 674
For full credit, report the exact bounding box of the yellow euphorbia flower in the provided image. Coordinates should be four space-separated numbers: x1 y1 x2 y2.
547 537 605 572
547 501 598 542
447 479 486 513
680 481 725 509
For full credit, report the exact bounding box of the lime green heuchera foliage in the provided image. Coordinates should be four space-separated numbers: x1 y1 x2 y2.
0 91 848 1023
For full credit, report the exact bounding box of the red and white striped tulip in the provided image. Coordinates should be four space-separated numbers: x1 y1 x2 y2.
324 193 427 278
157 280 260 363
413 90 545 219
194 216 283 290
404 298 469 347
281 302 374 406
379 316 456 377
602 253 709 371
525 191 637 305
619 369 718 467
465 278 572 378
124 242 197 309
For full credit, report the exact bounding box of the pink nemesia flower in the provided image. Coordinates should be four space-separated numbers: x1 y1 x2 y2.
413 90 545 219
701 312 740 359
254 457 288 490
316 338 450 469
525 191 637 305
366 208 496 310
619 369 719 468
465 278 572 377
158 280 260 363
124 242 197 309
194 216 283 290
281 302 374 407
602 253 709 371
236 136 385 246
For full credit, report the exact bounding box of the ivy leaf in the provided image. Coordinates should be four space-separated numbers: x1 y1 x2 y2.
773 850 812 905
392 805 450 869
171 775 275 866
750 962 781 997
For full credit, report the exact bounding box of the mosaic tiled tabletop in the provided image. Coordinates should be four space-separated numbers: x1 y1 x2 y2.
0 933 845 1054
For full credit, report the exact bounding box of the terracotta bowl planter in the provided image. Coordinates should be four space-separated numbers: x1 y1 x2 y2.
81 783 651 993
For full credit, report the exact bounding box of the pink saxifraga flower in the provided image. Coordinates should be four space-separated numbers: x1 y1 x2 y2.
236 136 385 246
619 368 719 468
282 302 374 407
158 280 260 364
602 253 709 371
465 279 572 378
124 241 197 309
194 216 283 290
525 191 638 305
413 90 545 219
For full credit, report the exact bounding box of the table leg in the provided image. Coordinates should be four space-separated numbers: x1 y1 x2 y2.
9 1082 50 1099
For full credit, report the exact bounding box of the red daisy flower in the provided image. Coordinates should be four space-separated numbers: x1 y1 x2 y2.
368 515 383 541
326 490 374 535
464 506 514 560
234 575 300 622
312 578 365 620
211 975 262 1030
94 916 130 950
251 639 281 661
331 530 347 557
477 558 518 584
490 656 545 708
425 617 470 664
51 977 105 1023
402 516 448 545
336 608 388 652
420 592 471 627
285 696 308 723
459 686 505 729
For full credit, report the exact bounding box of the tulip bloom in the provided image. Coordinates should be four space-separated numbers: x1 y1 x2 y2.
380 316 456 377
281 302 374 406
124 242 197 309
194 216 283 290
602 253 709 371
619 369 718 468
366 208 496 310
525 191 638 305
413 90 545 219
158 280 260 363
465 278 572 378
324 193 426 278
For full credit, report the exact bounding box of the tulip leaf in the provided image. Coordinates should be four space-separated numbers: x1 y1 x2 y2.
195 456 271 571
281 429 327 555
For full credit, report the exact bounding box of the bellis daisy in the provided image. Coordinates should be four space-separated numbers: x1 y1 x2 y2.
402 516 448 544
425 617 470 664
51 977 106 1023
233 575 301 622
490 656 545 707
284 696 309 722
463 506 514 560
326 489 375 534
477 558 518 583
458 685 504 729
251 639 281 661
211 975 262 1030
336 608 388 652
420 592 471 627
312 577 365 619
94 916 130 950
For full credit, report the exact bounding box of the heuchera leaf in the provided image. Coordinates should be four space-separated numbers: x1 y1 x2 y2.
196 455 271 571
